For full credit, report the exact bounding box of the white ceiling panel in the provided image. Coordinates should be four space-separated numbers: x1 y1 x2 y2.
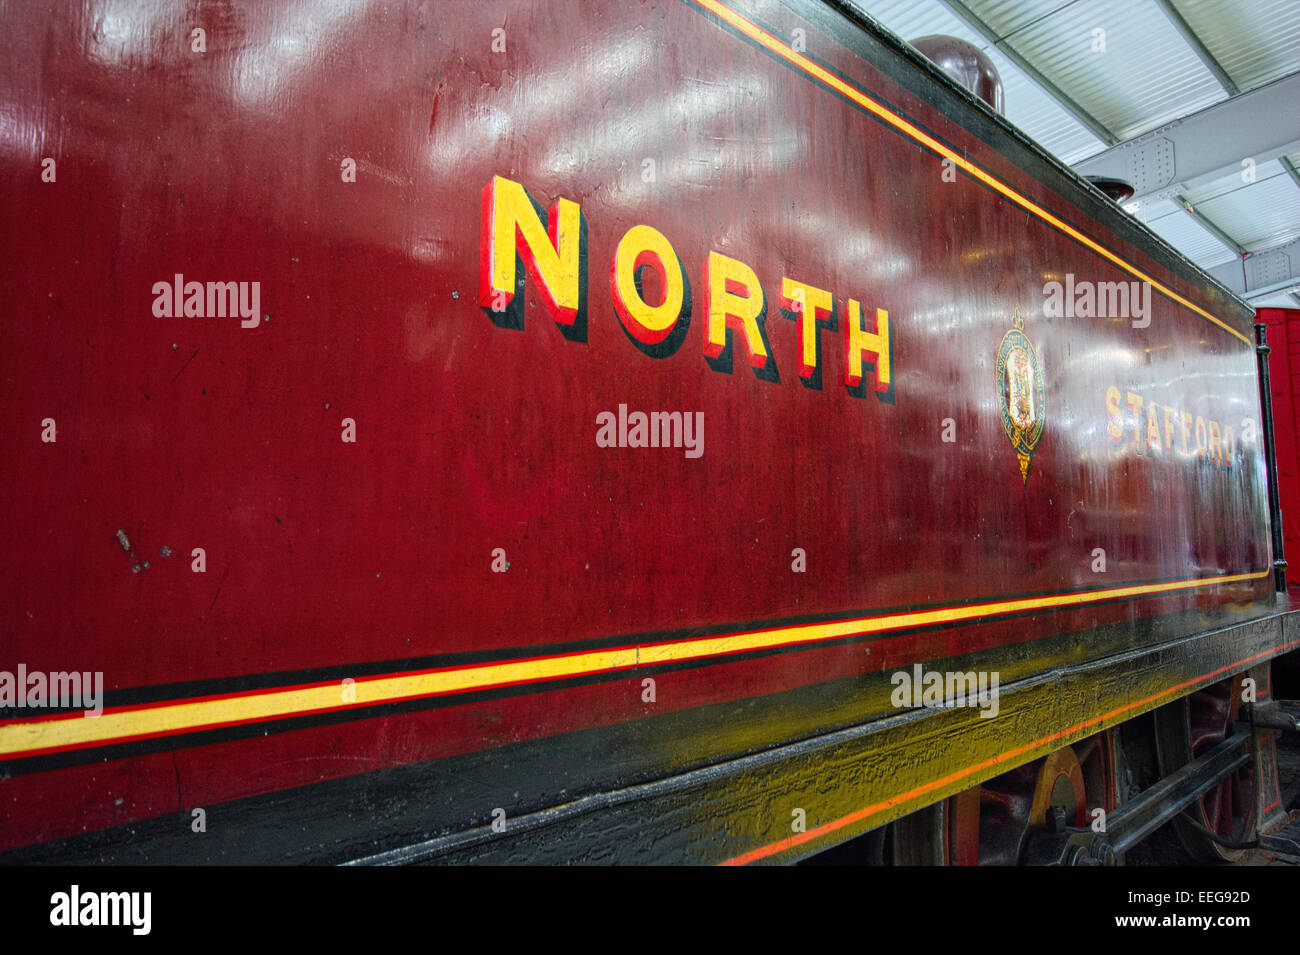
964 0 1230 140
1190 161 1300 251
1134 200 1240 268
1170 0 1300 91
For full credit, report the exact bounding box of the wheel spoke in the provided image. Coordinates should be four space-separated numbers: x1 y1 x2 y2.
1203 784 1223 833
1075 736 1100 764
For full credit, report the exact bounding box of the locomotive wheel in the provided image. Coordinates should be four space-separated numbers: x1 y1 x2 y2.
892 732 1114 864
1153 674 1258 863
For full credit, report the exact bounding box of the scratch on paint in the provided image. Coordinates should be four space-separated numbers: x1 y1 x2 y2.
116 529 131 553
207 562 234 613
171 347 200 383
355 158 411 187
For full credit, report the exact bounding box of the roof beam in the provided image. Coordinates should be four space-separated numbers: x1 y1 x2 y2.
1152 0 1239 96
1072 73 1300 203
1283 156 1300 192
1204 236 1300 301
935 0 1119 146
1176 195 1247 257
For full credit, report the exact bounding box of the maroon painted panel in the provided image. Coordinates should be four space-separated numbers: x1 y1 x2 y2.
0 0 1272 850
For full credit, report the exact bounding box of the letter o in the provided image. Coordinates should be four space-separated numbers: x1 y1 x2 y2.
611 224 684 345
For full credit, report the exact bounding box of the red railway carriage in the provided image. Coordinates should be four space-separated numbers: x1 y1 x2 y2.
1 0 1296 865
1259 308 1300 597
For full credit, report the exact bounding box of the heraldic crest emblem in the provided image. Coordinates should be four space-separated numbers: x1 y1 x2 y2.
996 309 1046 484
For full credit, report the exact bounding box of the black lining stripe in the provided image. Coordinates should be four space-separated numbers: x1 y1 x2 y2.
0 566 1264 718
0 575 1266 775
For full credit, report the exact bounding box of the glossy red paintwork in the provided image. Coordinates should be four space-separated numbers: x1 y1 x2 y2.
0 0 1272 852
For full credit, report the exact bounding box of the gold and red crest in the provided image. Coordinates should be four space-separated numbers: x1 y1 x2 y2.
996 310 1046 484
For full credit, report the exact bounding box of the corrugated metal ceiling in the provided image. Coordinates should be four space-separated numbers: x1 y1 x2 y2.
1188 160 1300 252
964 0 1228 141
1138 197 1239 267
1172 0 1300 90
849 0 1108 163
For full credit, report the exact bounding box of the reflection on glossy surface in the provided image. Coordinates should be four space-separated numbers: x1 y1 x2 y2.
0 0 1274 857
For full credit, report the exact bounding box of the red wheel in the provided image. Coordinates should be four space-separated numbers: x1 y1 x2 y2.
890 732 1115 865
1154 675 1258 863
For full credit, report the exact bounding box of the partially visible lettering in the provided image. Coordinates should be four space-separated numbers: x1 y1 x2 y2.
1102 384 1232 469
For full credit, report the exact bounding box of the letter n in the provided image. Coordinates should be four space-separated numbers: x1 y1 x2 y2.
479 175 583 329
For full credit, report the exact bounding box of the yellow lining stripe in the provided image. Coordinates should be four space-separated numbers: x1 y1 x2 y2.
690 0 1250 345
0 569 1268 759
